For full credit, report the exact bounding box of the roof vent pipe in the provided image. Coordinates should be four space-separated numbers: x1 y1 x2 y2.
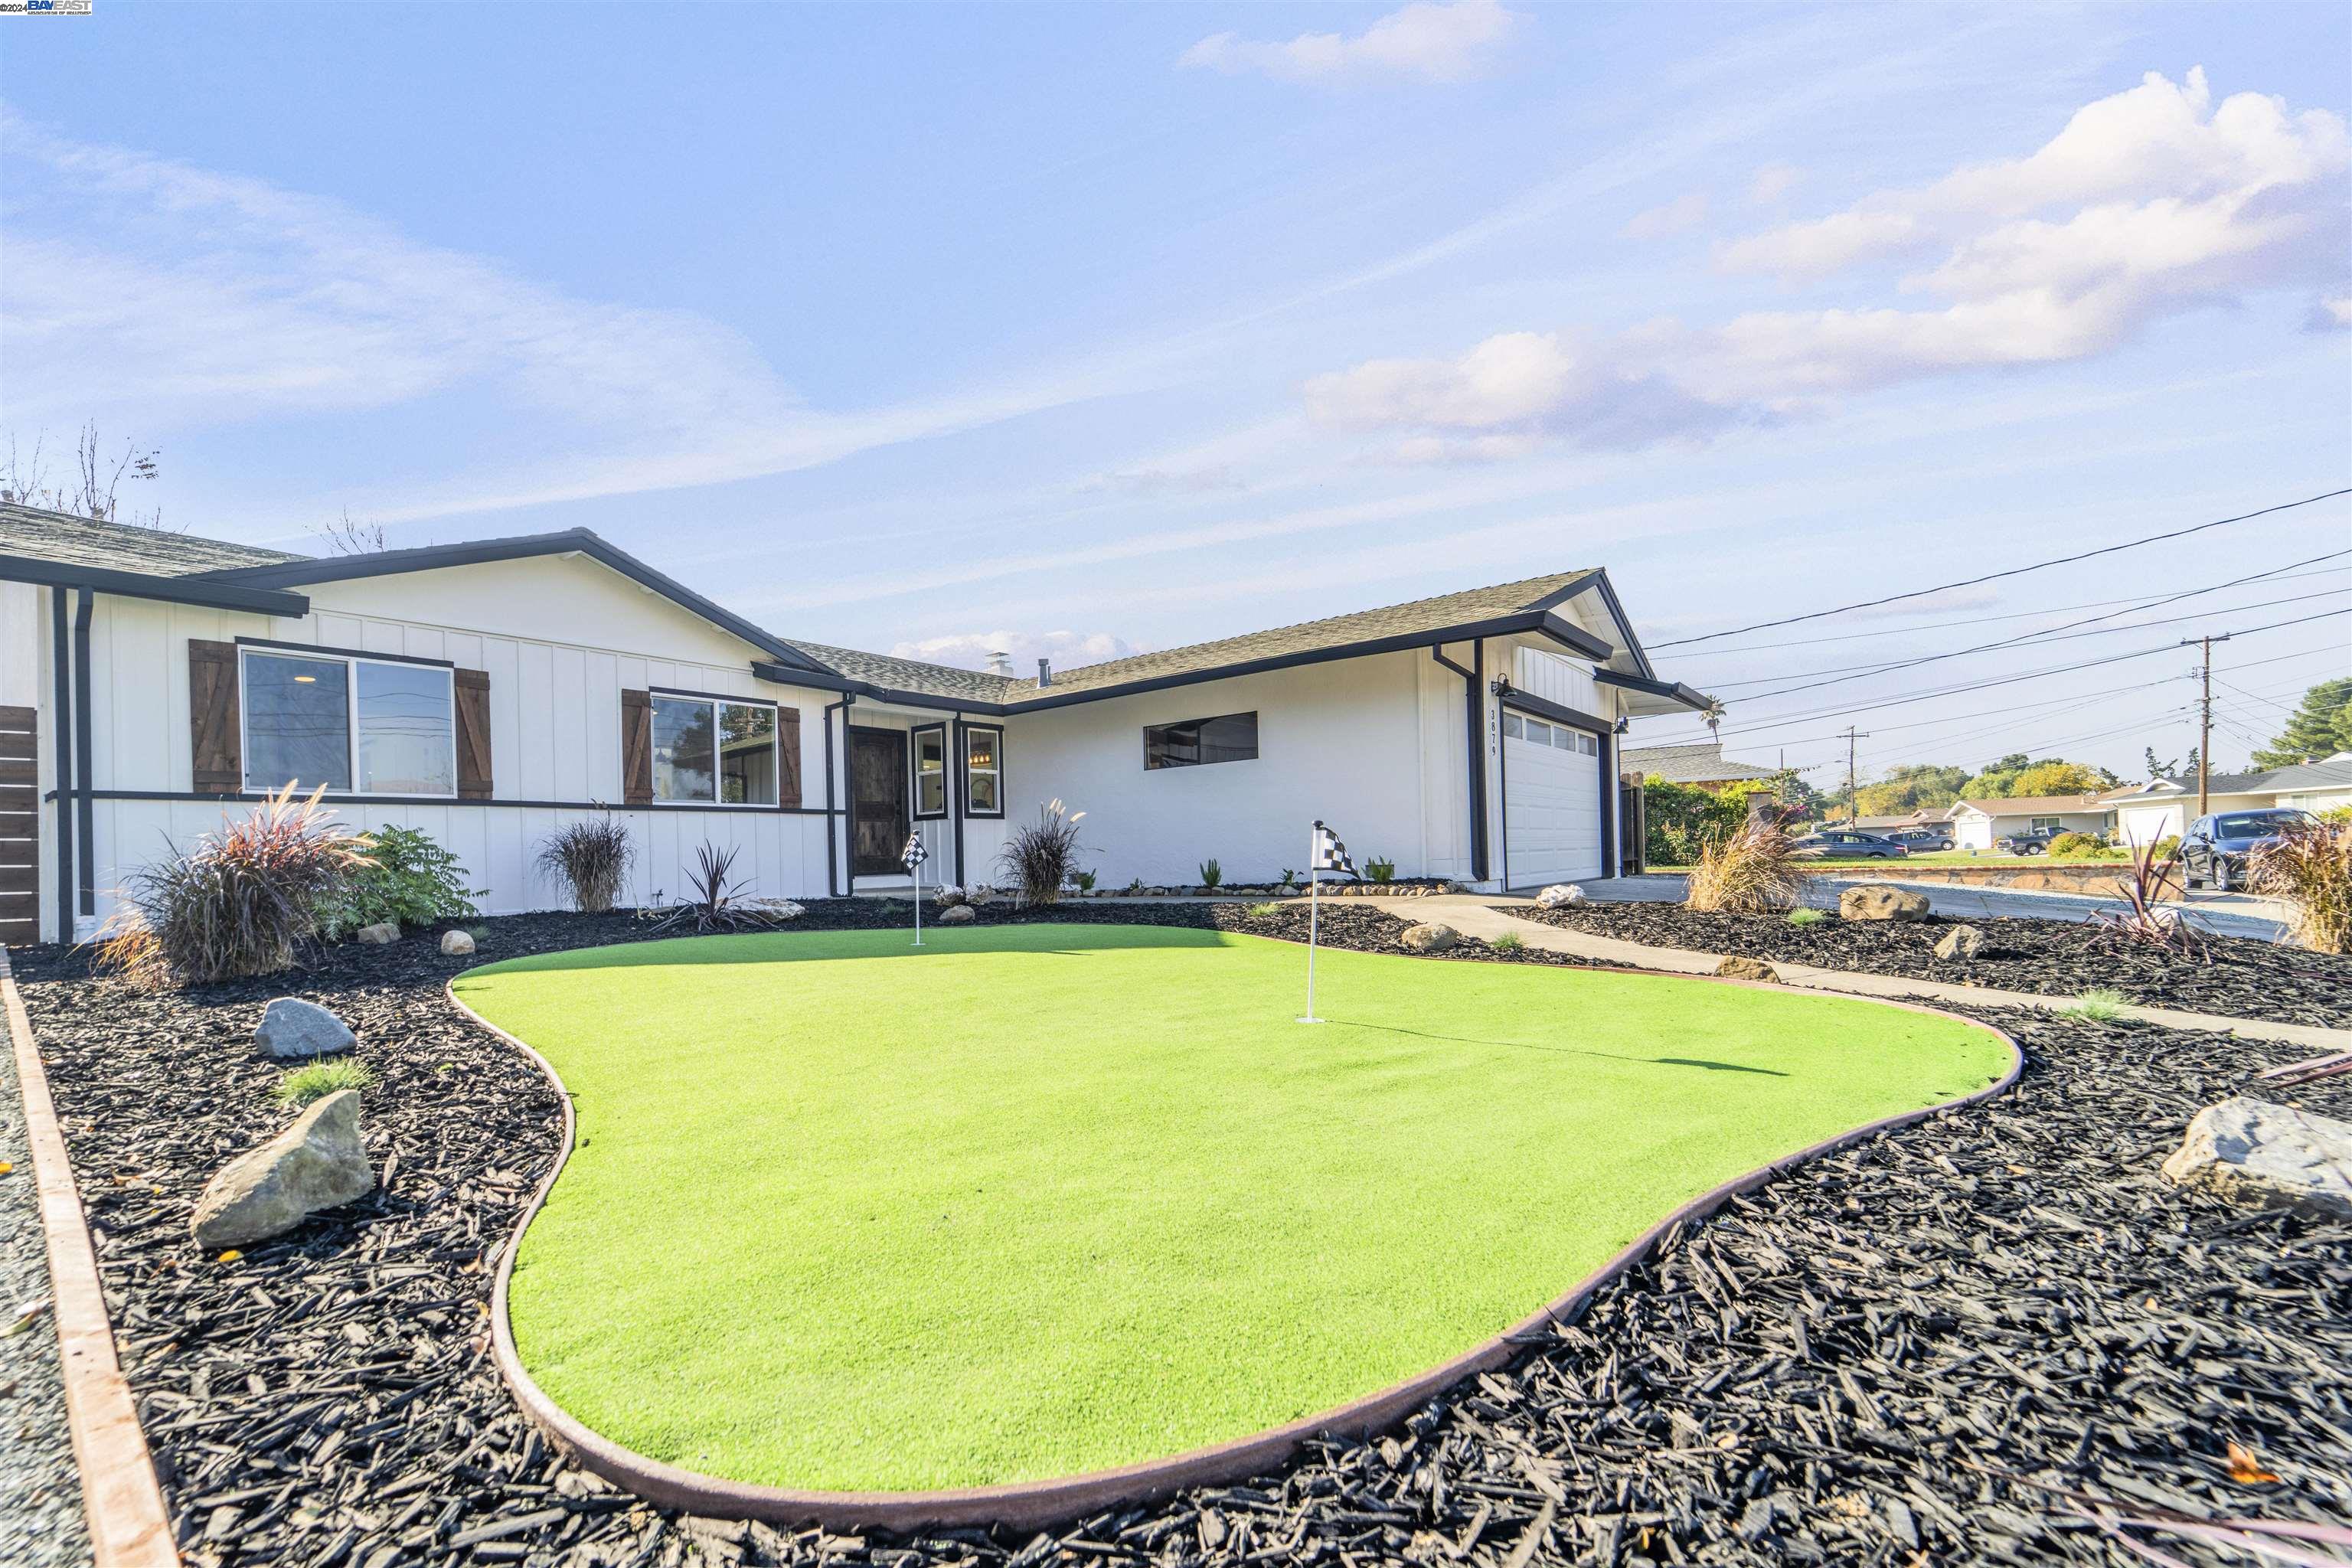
1037 658 1051 688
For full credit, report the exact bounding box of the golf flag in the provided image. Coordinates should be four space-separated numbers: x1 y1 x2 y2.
903 831 927 946
1312 820 1356 879
901 832 928 871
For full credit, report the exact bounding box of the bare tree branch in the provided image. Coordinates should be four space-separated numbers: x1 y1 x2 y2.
317 507 389 554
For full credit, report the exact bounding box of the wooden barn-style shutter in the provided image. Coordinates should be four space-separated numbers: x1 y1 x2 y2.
776 707 802 808
190 640 242 793
454 668 493 800
620 689 654 805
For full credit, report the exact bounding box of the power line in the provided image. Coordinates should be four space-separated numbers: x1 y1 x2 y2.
1649 486 2352 650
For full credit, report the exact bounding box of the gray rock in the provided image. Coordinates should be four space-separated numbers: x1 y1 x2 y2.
1535 884 1585 909
964 884 998 908
355 922 400 945
1838 885 1931 922
1932 923 1984 961
191 1091 374 1249
1715 956 1779 982
255 998 354 1060
2160 1097 2352 1219
933 884 968 909
438 929 475 956
1397 923 1458 953
936 905 977 925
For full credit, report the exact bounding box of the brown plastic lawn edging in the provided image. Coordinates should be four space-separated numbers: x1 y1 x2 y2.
2 945 181 1568
449 952 2024 1534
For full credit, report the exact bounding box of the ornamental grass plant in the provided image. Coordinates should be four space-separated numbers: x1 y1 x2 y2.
535 813 635 913
1684 819 1805 913
2252 817 2352 954
998 799 1086 906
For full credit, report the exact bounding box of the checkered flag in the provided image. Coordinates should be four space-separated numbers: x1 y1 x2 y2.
1312 820 1356 879
902 832 928 871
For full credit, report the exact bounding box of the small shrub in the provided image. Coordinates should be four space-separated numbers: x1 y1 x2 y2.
2060 988 2127 1021
1072 869 1097 893
1488 930 1525 952
656 844 786 933
2252 818 2352 953
94 786 368 988
1246 901 1282 919
2151 834 2181 860
1198 858 1223 888
1684 821 1803 913
998 799 1086 906
2047 831 2107 858
1785 907 1827 926
1364 856 1397 884
273 1057 373 1109
1279 868 1298 890
535 813 635 913
1123 877 1145 894
321 825 482 937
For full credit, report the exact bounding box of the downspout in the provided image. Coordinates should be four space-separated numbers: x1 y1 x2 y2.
72 589 94 921
49 586 73 943
1491 679 1511 893
823 694 852 898
1598 724 1618 879
1429 643 1488 884
950 715 968 889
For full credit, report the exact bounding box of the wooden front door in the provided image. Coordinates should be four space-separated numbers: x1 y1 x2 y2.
849 727 910 878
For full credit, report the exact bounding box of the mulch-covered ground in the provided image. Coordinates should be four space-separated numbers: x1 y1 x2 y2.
10 901 2349 1567
1504 901 2352 1029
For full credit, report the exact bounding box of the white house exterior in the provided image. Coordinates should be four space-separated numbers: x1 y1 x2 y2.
1942 794 2114 850
2099 762 2352 847
0 505 1714 943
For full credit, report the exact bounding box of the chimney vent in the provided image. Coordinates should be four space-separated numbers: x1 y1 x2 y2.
1037 657 1052 688
987 649 1014 677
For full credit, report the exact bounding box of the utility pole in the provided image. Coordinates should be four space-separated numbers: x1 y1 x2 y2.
2180 635 2231 818
1836 727 1869 825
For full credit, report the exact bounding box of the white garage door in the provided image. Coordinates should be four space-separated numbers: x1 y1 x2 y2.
1503 711 1603 887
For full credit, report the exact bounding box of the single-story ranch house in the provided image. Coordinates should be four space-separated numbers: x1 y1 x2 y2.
0 504 1714 943
1941 793 2115 849
2097 760 2352 846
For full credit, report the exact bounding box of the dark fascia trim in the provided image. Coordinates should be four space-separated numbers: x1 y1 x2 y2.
910 721 949 821
0 552 311 616
68 788 836 817
237 635 455 671
1500 688 1612 733
751 662 1004 714
1593 668 1713 712
197 529 830 674
648 684 779 709
961 722 1005 818
1523 569 1655 681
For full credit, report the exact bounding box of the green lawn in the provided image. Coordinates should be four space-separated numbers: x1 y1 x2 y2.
455 925 2007 1494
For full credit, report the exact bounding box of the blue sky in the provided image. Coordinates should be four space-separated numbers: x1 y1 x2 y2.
5 2 2347 786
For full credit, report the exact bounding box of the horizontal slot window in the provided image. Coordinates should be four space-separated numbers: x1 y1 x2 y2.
1145 711 1259 770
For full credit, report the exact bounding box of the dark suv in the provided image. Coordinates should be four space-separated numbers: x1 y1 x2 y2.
1994 828 2060 855
2181 808 2316 892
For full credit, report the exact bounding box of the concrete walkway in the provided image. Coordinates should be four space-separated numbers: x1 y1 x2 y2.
1380 894 2352 1057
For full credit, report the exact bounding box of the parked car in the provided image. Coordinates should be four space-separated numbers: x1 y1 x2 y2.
1889 828 1954 851
1790 830 1909 858
1994 828 2060 854
2180 808 2318 892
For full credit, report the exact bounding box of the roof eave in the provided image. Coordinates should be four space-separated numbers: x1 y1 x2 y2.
1592 668 1713 714
0 551 312 616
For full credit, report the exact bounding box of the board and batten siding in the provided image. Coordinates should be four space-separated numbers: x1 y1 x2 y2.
67 558 842 936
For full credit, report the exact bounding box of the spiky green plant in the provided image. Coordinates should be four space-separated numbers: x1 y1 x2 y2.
1246 902 1282 919
273 1057 374 1109
2060 988 2128 1022
1488 931 1526 952
1785 907 1827 926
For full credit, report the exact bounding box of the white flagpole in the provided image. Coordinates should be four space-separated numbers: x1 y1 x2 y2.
912 841 923 948
1302 822 1321 1023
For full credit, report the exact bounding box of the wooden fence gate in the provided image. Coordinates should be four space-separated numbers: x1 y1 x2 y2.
0 706 37 945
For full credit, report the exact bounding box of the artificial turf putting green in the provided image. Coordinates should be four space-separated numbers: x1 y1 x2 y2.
456 924 2008 1493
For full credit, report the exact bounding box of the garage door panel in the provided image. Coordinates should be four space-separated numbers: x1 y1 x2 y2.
1504 712 1602 887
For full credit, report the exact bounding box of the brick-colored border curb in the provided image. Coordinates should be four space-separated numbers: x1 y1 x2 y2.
451 951 2023 1534
2 946 181 1568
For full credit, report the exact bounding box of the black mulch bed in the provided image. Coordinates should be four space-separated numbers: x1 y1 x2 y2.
11 903 2350 1567
1504 901 2352 1030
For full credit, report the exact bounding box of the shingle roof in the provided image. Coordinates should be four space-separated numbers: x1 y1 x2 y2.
781 641 1023 706
1945 794 2112 818
2100 760 2352 800
1619 742 1779 784
0 501 305 577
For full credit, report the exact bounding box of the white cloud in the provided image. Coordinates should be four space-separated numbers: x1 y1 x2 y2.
1179 1 1520 84
1622 191 1709 240
889 629 1141 675
1748 162 1802 204
1305 70 2350 457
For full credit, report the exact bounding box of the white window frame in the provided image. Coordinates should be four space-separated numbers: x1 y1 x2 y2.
2030 815 2063 832
962 723 1004 818
238 645 458 799
649 689 782 808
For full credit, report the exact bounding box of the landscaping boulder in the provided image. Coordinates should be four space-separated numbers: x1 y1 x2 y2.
439 929 475 957
1838 886 1931 923
1715 956 1779 983
355 922 400 945
933 884 967 909
965 884 998 908
1933 924 1984 962
936 905 977 926
1398 923 1458 953
2160 1097 2352 1220
255 998 354 1060
1536 884 1586 909
191 1090 374 1249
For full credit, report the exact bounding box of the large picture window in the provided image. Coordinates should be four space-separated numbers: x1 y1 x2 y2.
241 648 455 795
962 724 1002 817
654 692 780 805
1144 711 1259 770
912 724 948 818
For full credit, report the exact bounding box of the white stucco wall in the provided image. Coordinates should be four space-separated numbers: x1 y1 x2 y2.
1951 808 2112 849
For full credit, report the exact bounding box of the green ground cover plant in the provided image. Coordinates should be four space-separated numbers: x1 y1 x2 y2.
272 1057 374 1108
456 926 2008 1494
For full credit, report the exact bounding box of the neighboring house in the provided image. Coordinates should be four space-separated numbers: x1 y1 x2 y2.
1851 812 1945 835
0 504 1717 942
1942 794 2114 849
1619 742 1778 789
2097 761 2352 847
